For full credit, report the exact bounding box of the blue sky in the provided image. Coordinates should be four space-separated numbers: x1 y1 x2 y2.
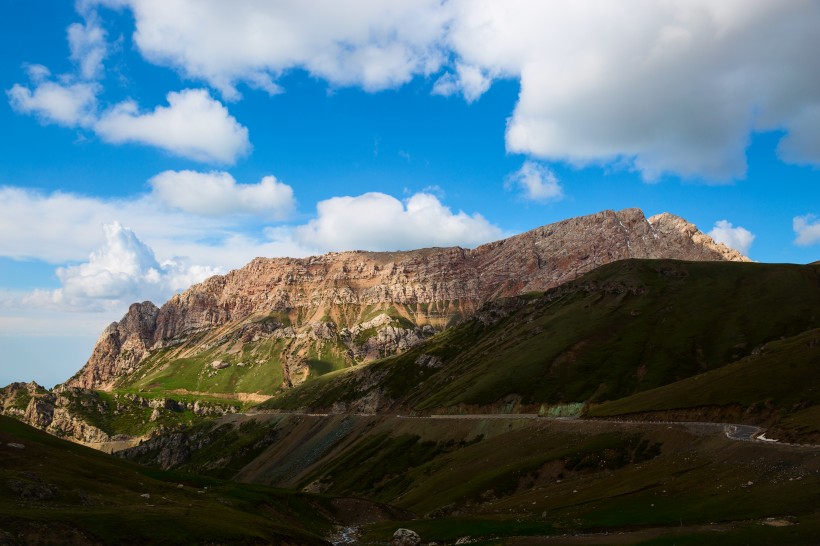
1 0 818 387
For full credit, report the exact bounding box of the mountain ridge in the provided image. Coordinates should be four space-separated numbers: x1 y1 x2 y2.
262 259 820 417
66 207 748 394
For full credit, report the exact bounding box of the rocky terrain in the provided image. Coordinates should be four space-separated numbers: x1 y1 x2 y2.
66 208 747 396
0 381 243 448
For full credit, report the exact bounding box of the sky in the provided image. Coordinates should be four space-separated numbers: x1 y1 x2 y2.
1 0 818 388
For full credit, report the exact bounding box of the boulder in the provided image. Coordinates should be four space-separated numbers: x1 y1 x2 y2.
390 528 421 546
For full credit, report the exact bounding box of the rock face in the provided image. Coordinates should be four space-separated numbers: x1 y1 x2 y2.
70 301 159 390
0 383 111 444
67 208 749 392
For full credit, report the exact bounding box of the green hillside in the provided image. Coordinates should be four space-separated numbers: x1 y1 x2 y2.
0 415 336 544
588 328 820 436
113 303 442 397
123 413 820 545
263 260 820 414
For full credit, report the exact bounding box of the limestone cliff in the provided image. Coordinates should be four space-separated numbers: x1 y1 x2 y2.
67 208 749 393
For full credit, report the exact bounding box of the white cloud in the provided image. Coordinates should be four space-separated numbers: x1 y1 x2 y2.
708 220 755 255
7 66 98 127
149 170 295 219
9 72 249 164
793 215 820 246
22 222 219 311
294 192 503 252
94 0 450 99
432 63 492 103
94 89 250 163
22 222 219 312
87 0 820 179
505 160 563 202
68 13 108 79
0 183 305 265
446 0 820 180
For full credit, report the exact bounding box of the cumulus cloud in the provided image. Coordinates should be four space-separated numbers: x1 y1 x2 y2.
708 220 755 255
91 1 820 179
149 170 294 219
7 66 98 127
0 181 304 265
294 192 503 252
8 6 250 165
94 0 450 99
505 160 563 202
95 89 250 163
18 1 819 178
10 80 249 163
23 222 220 312
793 215 820 246
0 186 199 263
448 0 820 180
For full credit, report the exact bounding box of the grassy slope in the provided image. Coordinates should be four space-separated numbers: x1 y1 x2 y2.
0 416 333 545
120 336 291 395
318 419 820 545
588 328 820 424
131 413 820 545
116 303 439 398
263 260 820 413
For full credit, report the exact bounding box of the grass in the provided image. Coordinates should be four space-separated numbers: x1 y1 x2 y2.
588 328 820 426
212 413 819 545
114 301 442 397
0 416 333 544
126 419 285 480
301 433 454 501
123 338 288 395
95 408 820 546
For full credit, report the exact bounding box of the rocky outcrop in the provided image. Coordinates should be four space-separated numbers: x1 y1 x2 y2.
0 386 112 444
0 382 47 419
391 528 421 546
1 383 242 448
68 208 749 391
68 301 159 390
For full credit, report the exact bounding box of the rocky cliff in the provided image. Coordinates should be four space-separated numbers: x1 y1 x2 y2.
66 208 748 393
0 381 244 448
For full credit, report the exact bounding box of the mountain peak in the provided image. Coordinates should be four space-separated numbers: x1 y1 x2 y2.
66 208 748 392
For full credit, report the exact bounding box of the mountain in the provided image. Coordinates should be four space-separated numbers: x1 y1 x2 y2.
261 259 820 428
65 208 747 399
4 208 819 544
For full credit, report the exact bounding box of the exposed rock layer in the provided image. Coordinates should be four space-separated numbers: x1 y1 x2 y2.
67 208 748 391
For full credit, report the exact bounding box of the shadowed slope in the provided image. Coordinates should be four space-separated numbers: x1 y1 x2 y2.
0 415 336 545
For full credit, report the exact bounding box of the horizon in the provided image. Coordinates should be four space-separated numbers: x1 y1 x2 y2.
1 1 818 387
